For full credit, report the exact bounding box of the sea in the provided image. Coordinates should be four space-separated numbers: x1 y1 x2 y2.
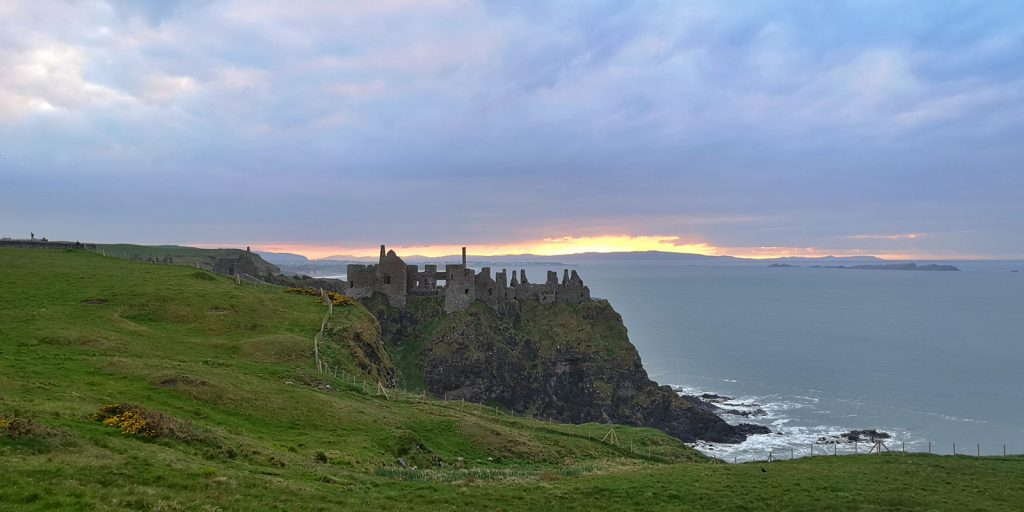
323 259 1023 461
569 260 1024 461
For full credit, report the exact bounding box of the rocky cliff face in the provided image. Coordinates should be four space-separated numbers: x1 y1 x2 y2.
363 293 766 443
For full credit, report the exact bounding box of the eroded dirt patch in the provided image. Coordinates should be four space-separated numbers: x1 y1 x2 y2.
157 375 208 388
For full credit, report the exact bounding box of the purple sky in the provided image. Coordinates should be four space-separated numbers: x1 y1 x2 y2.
2 1 1023 258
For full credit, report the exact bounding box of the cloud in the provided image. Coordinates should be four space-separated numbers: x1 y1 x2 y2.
1 1 1023 258
141 74 197 104
848 233 922 241
0 42 135 121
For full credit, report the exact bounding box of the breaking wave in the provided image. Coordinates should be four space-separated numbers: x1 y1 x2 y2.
671 384 916 463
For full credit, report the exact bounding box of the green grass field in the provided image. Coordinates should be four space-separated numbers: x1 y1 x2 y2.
2 248 1022 511
92 244 277 274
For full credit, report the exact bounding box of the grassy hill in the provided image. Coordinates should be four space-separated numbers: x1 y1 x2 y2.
1 248 1022 511
94 244 279 275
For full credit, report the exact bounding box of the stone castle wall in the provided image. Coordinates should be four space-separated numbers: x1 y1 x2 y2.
342 245 591 313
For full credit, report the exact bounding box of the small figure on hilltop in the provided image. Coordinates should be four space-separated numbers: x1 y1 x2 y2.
30 232 35 240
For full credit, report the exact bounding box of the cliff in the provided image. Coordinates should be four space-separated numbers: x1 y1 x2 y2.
363 294 766 443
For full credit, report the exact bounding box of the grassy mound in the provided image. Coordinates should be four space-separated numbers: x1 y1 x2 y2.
1 248 1022 511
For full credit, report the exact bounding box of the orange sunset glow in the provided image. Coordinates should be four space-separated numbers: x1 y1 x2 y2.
214 235 931 261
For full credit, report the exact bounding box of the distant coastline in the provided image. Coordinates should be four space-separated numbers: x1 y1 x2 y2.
770 262 960 271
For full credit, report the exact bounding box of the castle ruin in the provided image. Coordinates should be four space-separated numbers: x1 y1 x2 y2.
343 245 591 312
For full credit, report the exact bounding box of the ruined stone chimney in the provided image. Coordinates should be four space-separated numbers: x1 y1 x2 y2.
562 269 570 286
547 271 558 285
520 269 528 284
462 246 467 267
379 244 386 264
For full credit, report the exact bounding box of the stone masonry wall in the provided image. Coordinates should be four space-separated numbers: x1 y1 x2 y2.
341 244 591 313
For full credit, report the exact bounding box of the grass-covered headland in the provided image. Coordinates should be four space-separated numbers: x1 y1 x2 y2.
1 248 1022 511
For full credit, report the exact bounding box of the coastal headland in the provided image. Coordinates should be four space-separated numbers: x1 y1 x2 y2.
1 245 1021 511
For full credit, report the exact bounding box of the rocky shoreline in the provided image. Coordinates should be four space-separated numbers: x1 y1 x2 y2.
677 390 896 451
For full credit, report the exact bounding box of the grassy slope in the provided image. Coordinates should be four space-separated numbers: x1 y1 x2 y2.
94 244 277 274
1 248 1022 511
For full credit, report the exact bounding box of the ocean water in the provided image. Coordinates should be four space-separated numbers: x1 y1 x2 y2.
567 261 1024 461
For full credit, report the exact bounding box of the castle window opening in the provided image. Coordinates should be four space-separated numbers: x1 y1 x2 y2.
464 288 469 294
384 275 392 285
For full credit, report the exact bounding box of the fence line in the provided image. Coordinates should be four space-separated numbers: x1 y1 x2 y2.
314 288 331 374
735 439 1016 464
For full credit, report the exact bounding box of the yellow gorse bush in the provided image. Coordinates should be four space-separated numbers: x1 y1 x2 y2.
323 291 355 306
102 410 153 436
0 417 51 439
284 287 355 306
93 403 202 442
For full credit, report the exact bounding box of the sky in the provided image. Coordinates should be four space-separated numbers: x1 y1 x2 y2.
1 1 1023 259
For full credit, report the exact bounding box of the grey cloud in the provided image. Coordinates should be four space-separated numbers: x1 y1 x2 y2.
1 1 1022 256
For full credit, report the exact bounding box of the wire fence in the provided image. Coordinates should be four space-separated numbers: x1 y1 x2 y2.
728 440 1017 465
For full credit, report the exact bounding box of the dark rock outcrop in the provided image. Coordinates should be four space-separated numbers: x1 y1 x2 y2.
839 429 892 442
364 294 766 444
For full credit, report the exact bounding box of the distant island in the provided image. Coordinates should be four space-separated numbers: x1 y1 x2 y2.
771 262 960 271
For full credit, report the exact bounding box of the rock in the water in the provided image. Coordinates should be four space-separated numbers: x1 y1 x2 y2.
839 429 892 442
721 408 768 418
734 424 772 436
700 393 733 402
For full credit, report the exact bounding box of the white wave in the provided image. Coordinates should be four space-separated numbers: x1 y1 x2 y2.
673 385 919 463
692 424 918 463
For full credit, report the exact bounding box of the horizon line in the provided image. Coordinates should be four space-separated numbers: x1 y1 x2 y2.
180 243 1014 262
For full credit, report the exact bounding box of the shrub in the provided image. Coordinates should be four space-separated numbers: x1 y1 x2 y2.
1 417 44 439
0 416 67 443
284 288 355 306
93 403 203 442
323 291 355 306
